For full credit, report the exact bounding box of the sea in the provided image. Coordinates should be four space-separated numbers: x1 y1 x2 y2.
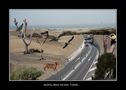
9 24 116 30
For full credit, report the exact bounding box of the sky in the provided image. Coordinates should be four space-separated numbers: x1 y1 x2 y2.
9 9 116 26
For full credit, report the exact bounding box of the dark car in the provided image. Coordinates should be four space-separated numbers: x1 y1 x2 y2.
85 44 89 46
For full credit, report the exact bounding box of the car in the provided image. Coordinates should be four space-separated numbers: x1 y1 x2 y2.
85 44 89 46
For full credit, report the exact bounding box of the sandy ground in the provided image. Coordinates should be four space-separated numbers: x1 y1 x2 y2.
10 31 83 57
9 30 83 80
9 29 117 80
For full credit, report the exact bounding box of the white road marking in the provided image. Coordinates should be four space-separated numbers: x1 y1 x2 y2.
74 62 81 69
76 57 80 61
86 77 92 80
83 48 99 80
92 73 95 76
68 40 85 62
62 62 81 80
93 61 98 64
81 45 92 62
87 45 92 56
81 57 86 62
62 43 93 80
88 58 91 61
62 70 74 80
89 67 96 72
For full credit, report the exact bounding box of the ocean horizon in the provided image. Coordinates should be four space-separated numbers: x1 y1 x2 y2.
9 24 116 30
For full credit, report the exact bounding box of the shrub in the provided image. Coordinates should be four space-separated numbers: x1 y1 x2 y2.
10 67 43 80
93 53 116 80
58 31 77 38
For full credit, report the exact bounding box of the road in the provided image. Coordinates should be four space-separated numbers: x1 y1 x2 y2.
67 45 98 80
46 42 99 80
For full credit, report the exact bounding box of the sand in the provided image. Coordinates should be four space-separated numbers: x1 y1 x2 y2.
10 31 83 57
9 29 83 80
9 29 117 80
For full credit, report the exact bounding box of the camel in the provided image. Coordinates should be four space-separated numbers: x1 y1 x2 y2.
44 62 59 71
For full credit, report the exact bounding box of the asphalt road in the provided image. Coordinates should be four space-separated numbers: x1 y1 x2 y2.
46 43 98 80
67 45 97 80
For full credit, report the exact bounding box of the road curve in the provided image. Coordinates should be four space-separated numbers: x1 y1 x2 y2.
46 42 99 80
66 45 98 80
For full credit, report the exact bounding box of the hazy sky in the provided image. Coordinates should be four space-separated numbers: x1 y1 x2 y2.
9 9 116 26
